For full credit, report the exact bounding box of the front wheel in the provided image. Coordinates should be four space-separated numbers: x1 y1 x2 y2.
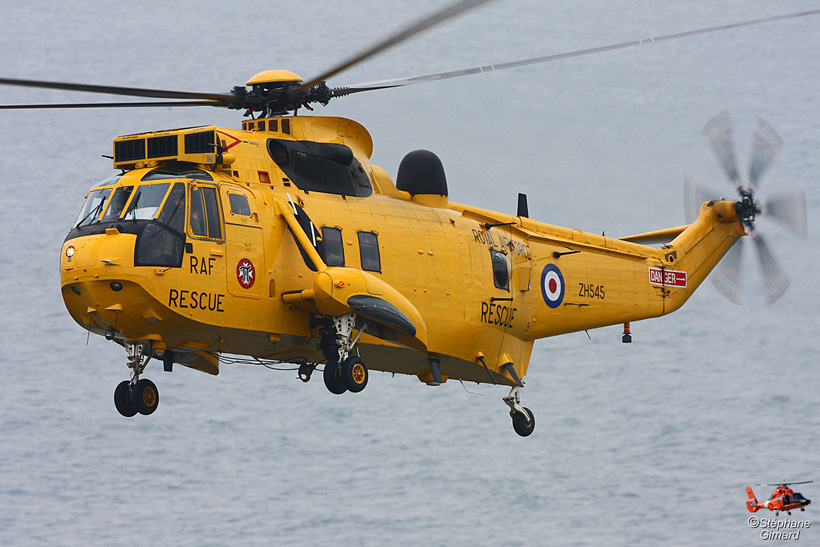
511 407 535 437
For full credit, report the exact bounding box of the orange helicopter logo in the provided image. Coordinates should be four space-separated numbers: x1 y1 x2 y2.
747 481 812 516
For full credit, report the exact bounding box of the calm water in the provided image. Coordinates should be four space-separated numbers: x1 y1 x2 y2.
1 1 819 545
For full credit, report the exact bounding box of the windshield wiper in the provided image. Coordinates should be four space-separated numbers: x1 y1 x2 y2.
76 199 106 228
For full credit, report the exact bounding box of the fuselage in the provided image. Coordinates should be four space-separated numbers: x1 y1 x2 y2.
60 115 745 385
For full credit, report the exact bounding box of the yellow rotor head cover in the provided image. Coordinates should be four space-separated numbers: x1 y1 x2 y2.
246 70 303 86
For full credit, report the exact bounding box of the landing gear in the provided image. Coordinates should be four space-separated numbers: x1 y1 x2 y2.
320 312 370 395
504 386 535 437
113 341 160 417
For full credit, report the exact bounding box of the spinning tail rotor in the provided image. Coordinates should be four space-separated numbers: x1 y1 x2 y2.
685 112 807 305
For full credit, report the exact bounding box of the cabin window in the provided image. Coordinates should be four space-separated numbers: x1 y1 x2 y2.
228 193 252 216
490 249 510 290
101 186 134 221
123 183 171 221
358 231 380 272
189 186 222 239
322 227 345 267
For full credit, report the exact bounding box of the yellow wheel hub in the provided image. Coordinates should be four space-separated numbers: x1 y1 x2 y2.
351 363 366 385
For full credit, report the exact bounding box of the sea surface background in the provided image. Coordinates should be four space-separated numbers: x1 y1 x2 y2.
1 1 818 545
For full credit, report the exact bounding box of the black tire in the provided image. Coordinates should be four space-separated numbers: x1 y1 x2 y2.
512 407 535 437
133 378 159 415
323 360 347 395
341 356 368 393
114 380 138 418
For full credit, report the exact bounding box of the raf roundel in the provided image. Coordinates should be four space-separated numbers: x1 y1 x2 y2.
541 264 565 309
236 258 256 289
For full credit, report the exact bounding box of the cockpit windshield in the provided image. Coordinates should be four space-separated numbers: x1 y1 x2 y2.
72 175 122 228
123 183 171 220
67 178 192 268
73 188 113 229
101 186 135 221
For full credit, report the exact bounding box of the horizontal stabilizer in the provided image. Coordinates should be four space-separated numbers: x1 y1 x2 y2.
620 225 689 246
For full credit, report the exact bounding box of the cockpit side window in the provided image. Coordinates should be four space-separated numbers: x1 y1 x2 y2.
189 185 222 240
123 183 171 221
189 187 206 237
202 187 222 239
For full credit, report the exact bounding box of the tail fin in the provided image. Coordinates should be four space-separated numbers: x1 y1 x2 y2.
746 487 760 512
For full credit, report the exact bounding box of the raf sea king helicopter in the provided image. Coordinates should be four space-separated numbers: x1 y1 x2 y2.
0 0 813 435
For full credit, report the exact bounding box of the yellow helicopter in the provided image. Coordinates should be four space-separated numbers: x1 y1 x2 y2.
0 1 812 436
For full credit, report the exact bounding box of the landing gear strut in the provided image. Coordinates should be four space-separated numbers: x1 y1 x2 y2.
504 386 535 437
113 342 160 417
321 312 369 395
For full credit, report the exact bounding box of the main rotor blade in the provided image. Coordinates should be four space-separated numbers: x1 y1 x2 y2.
703 111 742 191
764 190 807 237
300 0 495 92
748 117 784 191
752 233 790 305
710 239 744 305
0 100 223 110
0 77 234 102
334 9 820 96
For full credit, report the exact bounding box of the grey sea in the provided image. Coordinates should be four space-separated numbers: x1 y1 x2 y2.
1 1 818 545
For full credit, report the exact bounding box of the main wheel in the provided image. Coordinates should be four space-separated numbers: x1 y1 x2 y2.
341 356 368 393
114 380 137 418
511 407 535 437
133 378 159 415
323 360 347 395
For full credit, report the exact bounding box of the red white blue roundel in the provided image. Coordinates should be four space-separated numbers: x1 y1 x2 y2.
541 264 564 308
236 258 255 289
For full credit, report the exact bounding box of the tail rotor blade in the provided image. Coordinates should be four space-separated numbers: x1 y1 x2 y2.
710 239 744 304
683 177 722 223
764 190 807 238
703 111 742 191
752 233 790 305
748 117 784 191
